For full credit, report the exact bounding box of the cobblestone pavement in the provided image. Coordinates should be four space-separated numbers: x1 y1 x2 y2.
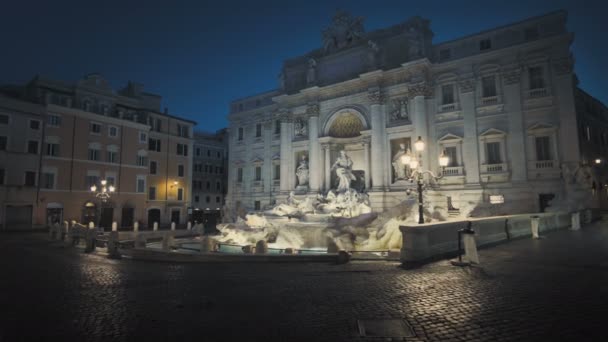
1 219 607 341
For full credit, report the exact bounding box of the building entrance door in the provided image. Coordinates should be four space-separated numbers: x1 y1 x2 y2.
99 208 114 230
147 209 161 230
171 210 180 225
121 208 134 229
82 202 97 226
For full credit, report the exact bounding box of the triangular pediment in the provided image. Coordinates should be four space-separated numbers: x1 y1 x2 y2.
271 153 281 160
527 122 556 131
438 133 463 142
479 128 506 137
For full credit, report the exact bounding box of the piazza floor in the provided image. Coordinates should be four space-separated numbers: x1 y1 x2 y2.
0 218 607 341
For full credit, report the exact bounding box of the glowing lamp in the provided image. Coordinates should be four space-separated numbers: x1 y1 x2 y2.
108 185 115 193
101 179 107 186
90 185 97 192
439 150 450 167
409 159 419 169
595 158 602 164
414 136 425 152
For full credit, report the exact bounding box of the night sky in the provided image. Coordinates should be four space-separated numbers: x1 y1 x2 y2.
1 0 606 131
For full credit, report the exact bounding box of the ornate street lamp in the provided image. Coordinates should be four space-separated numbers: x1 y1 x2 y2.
402 137 450 224
90 179 114 227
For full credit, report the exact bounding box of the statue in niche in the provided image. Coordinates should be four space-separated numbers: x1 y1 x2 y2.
391 143 410 181
331 150 356 192
296 155 309 186
322 10 365 53
390 98 409 122
294 118 307 137
367 40 379 69
306 58 317 85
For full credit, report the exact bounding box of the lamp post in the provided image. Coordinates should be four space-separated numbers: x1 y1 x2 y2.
401 136 450 224
90 179 115 227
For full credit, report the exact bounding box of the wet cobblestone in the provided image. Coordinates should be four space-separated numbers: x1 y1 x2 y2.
0 220 607 341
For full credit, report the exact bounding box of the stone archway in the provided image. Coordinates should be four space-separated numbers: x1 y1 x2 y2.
323 107 369 138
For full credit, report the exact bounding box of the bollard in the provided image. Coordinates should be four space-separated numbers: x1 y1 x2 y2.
161 231 174 251
88 222 95 229
255 240 268 254
107 231 121 259
63 221 69 241
171 222 176 231
135 234 147 249
242 245 254 254
451 222 479 266
187 221 192 230
530 216 540 239
200 236 217 253
64 221 73 246
112 221 118 232
571 212 581 230
133 221 139 232
84 227 96 253
153 222 158 231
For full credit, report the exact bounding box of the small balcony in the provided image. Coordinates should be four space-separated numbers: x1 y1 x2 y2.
481 96 499 106
528 87 548 98
481 163 507 173
534 160 554 169
438 103 459 113
480 163 510 183
442 166 464 176
528 160 560 179
439 166 465 185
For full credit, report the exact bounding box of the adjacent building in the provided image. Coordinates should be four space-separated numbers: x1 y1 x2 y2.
191 129 228 228
227 10 605 216
0 74 195 229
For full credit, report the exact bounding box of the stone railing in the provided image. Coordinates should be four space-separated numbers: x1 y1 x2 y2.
534 160 555 169
481 163 507 173
528 87 548 98
481 96 498 106
442 166 463 176
439 103 458 112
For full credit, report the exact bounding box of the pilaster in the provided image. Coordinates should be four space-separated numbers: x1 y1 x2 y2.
502 65 527 182
460 78 481 185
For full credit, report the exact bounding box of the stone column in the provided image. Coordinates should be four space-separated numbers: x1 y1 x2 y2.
323 144 331 191
279 114 293 193
502 65 527 182
460 78 481 185
363 138 371 190
308 107 321 193
552 56 580 164
369 88 386 190
263 120 273 194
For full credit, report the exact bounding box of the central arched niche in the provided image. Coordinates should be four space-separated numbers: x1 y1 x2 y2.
325 109 367 138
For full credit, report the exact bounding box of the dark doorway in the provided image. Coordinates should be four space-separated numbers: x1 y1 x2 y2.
171 210 180 225
46 208 63 226
147 209 161 229
121 207 134 229
82 202 97 226
539 194 555 213
100 207 114 230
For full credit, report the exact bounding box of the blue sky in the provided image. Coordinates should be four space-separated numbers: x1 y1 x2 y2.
1 0 606 131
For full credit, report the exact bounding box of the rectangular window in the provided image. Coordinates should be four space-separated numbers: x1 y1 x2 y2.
29 120 41 130
481 76 497 98
535 136 552 161
42 172 55 189
106 176 115 186
139 132 147 143
47 115 61 126
486 142 502 164
0 114 9 124
439 49 451 61
150 161 157 175
479 39 491 51
0 136 7 150
254 201 261 211
216 196 221 203
107 151 118 163
46 143 59 156
216 182 221 191
196 147 201 156
137 155 147 167
90 122 101 134
178 164 184 177
275 120 281 134
0 169 4 185
274 164 281 180
148 138 161 152
195 195 199 203
238 127 244 141
528 66 544 89
108 126 118 137
177 188 184 201
444 146 458 167
442 84 455 105
256 123 262 137
176 143 188 156
136 176 145 193
217 151 221 159
207 149 211 157
149 186 156 200
85 175 99 187
24 171 36 186
237 168 243 182
27 141 39 154
255 166 261 181
219 167 224 174
88 149 99 161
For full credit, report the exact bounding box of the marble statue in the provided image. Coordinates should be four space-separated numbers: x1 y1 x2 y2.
392 144 410 181
306 58 317 85
367 40 379 69
296 155 309 186
331 150 356 192
322 10 365 53
294 118 307 137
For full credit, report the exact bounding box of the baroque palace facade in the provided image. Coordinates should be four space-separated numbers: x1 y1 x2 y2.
227 10 606 216
0 74 195 229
